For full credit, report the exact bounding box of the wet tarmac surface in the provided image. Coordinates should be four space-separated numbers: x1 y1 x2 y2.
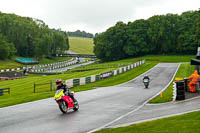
107 96 200 128
0 63 179 133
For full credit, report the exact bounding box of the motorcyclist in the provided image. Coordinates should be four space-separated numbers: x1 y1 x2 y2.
187 70 200 92
143 75 150 81
55 79 76 102
143 75 150 88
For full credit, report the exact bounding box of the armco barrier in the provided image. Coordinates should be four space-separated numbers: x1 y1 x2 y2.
66 79 73 88
119 68 122 74
95 75 100 81
114 70 117 76
100 71 113 79
91 75 96 82
80 77 86 85
86 77 91 84
117 70 120 75
122 68 124 73
73 79 80 87
65 60 145 88
0 58 76 73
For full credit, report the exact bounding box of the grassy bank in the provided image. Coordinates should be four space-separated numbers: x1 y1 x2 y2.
136 55 194 62
68 37 94 55
95 110 200 133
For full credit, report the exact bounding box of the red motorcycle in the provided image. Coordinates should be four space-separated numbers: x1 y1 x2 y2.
54 89 79 113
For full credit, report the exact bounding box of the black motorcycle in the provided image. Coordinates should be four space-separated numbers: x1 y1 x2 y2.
143 76 150 88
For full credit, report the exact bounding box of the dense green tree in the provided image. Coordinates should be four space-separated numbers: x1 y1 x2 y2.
34 33 52 59
67 30 93 38
0 34 16 59
125 19 149 56
0 12 69 59
94 22 127 61
94 10 200 61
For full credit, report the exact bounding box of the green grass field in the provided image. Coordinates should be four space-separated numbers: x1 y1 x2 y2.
95 110 200 133
0 60 22 69
68 37 94 54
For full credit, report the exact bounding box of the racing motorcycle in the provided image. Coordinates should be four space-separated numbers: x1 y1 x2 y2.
143 79 149 88
143 76 150 89
54 89 79 113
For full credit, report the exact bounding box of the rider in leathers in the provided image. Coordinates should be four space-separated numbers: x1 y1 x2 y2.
56 79 76 102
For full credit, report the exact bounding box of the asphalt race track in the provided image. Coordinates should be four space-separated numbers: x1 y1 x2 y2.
0 63 179 133
107 96 200 128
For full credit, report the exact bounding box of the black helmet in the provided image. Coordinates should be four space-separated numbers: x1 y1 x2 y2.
55 79 63 85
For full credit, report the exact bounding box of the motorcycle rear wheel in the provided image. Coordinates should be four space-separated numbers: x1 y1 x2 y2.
58 100 68 113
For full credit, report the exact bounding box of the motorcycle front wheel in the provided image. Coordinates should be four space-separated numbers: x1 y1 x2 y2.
58 100 68 113
73 98 79 111
145 85 149 88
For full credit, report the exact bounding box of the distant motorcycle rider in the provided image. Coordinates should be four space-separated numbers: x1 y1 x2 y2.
55 79 76 102
143 75 150 81
143 75 150 88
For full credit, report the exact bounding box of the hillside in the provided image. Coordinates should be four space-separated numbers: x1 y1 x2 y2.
68 37 94 55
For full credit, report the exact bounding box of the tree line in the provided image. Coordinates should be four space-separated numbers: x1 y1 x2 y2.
0 12 69 60
94 10 200 61
67 30 93 38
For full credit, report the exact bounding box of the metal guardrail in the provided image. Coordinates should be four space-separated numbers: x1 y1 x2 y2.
53 54 97 58
0 58 75 73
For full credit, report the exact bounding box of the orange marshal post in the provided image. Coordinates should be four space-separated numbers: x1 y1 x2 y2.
187 70 200 92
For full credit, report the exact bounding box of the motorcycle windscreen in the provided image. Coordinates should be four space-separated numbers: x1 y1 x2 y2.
143 79 149 83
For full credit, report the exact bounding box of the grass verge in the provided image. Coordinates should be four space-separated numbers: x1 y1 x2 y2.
95 111 200 133
138 55 194 62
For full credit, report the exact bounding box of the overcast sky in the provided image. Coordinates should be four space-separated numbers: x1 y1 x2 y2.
0 0 199 34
